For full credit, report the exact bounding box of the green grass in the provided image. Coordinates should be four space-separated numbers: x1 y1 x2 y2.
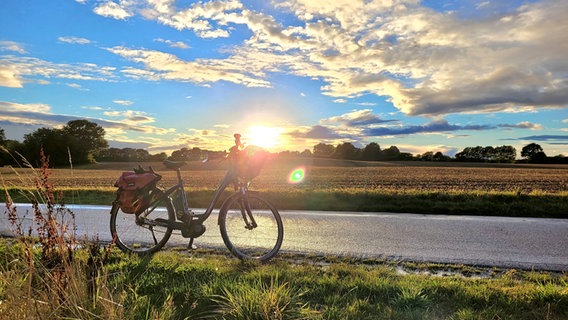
2 240 567 319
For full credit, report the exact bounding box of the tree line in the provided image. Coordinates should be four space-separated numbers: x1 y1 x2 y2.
0 120 108 167
277 141 566 164
1 120 566 167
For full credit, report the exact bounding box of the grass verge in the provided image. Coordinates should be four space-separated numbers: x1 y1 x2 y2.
2 240 567 320
3 187 567 219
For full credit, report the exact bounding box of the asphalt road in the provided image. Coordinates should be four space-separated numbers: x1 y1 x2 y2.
2 203 567 271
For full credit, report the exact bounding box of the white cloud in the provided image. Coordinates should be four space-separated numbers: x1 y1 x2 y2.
67 0 568 118
0 64 24 88
113 100 133 106
0 101 51 113
320 109 395 127
0 101 174 139
0 56 118 88
81 106 104 111
66 83 89 91
266 0 568 116
58 36 91 44
0 41 27 54
154 38 190 49
498 121 543 130
107 46 272 87
93 1 133 20
131 0 243 38
104 109 155 124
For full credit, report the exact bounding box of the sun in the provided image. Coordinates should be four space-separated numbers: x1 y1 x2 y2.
246 126 282 149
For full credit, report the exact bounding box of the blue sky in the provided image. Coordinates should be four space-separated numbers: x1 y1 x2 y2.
1 0 567 157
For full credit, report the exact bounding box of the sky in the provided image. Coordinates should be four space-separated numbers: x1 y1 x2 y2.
0 0 567 157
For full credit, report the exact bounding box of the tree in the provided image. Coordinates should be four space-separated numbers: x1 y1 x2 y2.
455 146 485 162
23 128 70 166
361 142 381 161
0 128 25 166
0 128 5 145
21 120 108 166
169 148 189 161
0 139 24 165
521 143 547 163
98 147 165 162
62 120 108 163
482 146 495 161
420 151 434 161
333 142 359 160
313 143 335 158
149 152 168 162
278 150 301 158
455 145 516 162
433 152 451 161
398 152 415 161
300 149 312 158
380 146 400 160
493 145 516 163
169 147 205 161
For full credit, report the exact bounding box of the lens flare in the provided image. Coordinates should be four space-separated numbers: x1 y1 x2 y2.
288 167 305 184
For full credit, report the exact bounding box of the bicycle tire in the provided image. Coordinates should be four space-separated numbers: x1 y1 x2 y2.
110 188 175 255
219 193 283 261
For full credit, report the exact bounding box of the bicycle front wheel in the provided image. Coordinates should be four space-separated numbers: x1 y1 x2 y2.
219 193 283 261
110 188 175 255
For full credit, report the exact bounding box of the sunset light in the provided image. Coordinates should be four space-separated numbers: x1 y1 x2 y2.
246 126 283 150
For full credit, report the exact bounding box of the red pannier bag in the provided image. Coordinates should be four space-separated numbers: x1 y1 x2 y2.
114 171 161 214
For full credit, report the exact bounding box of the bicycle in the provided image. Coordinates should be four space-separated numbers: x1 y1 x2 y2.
109 134 284 261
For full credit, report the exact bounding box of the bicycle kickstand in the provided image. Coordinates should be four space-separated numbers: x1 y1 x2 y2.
187 238 197 250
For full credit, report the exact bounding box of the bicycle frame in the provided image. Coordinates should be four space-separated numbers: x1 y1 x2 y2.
145 161 244 227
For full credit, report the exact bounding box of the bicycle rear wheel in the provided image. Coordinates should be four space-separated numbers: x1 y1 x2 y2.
219 193 283 261
110 188 175 255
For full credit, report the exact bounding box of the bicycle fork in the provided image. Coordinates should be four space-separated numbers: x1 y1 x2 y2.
239 187 258 230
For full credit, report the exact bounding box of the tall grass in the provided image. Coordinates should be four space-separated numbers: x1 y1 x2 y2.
1 149 122 319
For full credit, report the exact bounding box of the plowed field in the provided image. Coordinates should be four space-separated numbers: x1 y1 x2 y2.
1 160 566 194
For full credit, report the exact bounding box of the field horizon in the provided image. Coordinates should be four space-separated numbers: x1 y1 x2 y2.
2 158 567 218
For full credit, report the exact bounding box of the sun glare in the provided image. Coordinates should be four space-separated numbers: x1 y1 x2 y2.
246 126 282 149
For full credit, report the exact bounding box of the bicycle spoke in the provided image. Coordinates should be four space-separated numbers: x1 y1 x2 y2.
220 194 283 261
110 188 174 255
